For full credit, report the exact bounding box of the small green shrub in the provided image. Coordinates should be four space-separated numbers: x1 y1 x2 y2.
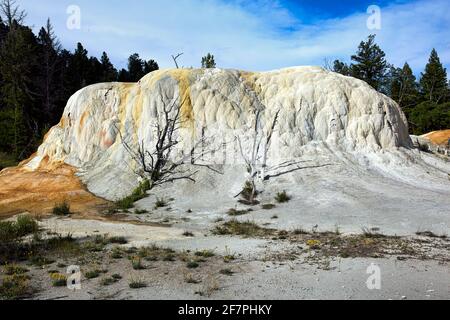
112 274 122 280
53 201 71 216
3 264 29 276
182 231 194 237
275 191 291 203
129 278 147 289
115 180 151 210
109 236 128 244
85 270 101 279
186 261 200 269
134 209 149 215
0 274 31 299
195 250 215 258
219 269 234 276
15 215 39 235
154 198 168 209
227 208 252 216
0 216 39 244
50 273 67 287
131 257 145 270
100 277 117 286
212 220 273 238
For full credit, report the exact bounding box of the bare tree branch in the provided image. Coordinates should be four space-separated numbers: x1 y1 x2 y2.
171 53 184 69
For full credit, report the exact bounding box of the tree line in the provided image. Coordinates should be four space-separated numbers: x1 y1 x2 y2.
331 34 450 136
0 0 161 161
0 0 447 166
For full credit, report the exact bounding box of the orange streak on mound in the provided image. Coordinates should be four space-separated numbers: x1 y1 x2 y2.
423 130 450 146
0 161 109 219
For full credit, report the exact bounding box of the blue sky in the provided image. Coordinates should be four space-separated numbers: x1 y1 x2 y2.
17 0 450 76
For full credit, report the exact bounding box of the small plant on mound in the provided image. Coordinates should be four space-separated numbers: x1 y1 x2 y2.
212 220 274 238
195 250 215 258
50 273 67 287
129 277 147 289
238 181 260 205
53 201 71 216
227 208 252 216
275 191 291 203
154 197 169 209
115 180 151 210
131 257 146 270
182 231 194 237
85 270 101 279
3 264 29 276
109 236 128 244
0 274 32 299
219 268 234 276
186 261 200 269
0 215 39 246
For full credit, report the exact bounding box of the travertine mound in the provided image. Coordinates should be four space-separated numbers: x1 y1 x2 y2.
423 130 450 146
4 67 412 202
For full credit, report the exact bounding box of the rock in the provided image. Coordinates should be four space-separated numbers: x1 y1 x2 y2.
4 67 413 202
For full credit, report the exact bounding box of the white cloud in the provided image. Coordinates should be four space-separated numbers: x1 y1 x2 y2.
18 0 450 75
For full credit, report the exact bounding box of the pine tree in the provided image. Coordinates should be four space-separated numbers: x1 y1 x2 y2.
118 68 130 82
144 59 159 74
350 35 388 91
86 56 103 84
37 19 62 123
0 23 40 158
201 53 216 68
389 62 419 110
0 0 26 27
332 60 350 76
68 42 90 89
420 49 448 104
100 52 118 82
127 53 145 82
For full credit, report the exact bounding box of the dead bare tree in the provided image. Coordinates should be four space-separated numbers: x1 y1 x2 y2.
236 108 280 204
117 93 198 190
171 53 184 69
117 89 225 193
236 102 334 204
0 0 26 27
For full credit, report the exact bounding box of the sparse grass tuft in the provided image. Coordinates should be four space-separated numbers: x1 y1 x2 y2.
50 273 67 287
212 220 274 238
109 236 128 244
186 261 200 269
112 274 122 280
52 201 71 216
361 227 387 239
115 180 151 210
184 273 200 284
154 197 168 209
85 270 102 279
129 278 147 289
195 250 215 258
293 228 309 235
3 264 29 276
219 268 234 276
111 247 124 259
416 231 447 239
134 209 149 215
262 204 276 210
0 274 31 299
131 257 146 270
227 208 252 216
275 191 291 203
